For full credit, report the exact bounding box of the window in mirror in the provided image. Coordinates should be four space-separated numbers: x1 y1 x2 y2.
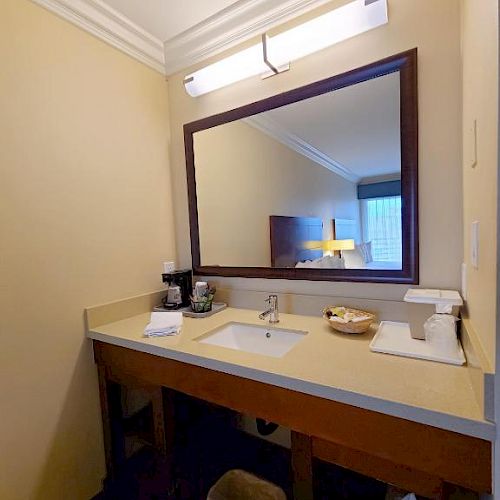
361 195 402 264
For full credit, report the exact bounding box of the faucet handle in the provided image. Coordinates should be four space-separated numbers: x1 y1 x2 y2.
260 294 279 323
266 294 278 305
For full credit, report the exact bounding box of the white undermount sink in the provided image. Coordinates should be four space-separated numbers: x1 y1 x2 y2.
196 322 307 358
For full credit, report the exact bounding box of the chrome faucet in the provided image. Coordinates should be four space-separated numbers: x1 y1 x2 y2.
259 294 279 323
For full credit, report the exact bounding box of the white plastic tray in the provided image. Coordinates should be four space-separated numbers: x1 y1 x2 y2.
370 321 466 366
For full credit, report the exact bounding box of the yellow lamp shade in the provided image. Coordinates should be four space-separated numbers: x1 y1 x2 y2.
302 239 355 251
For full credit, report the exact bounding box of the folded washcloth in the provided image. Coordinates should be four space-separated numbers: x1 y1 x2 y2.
144 311 183 337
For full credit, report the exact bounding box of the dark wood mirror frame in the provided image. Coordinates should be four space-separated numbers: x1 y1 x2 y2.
184 48 418 284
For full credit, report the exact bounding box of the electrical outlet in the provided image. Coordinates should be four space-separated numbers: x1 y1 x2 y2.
163 261 175 273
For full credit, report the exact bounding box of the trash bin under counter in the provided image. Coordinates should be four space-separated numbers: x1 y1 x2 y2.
207 469 286 500
403 289 463 340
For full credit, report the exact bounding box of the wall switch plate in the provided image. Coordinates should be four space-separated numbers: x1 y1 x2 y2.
471 221 479 269
466 119 478 169
461 262 467 301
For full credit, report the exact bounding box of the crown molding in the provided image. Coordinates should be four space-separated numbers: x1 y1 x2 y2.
31 0 340 76
163 0 333 76
244 115 359 183
31 0 165 73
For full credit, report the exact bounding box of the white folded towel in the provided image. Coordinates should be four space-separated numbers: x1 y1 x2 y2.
144 311 183 337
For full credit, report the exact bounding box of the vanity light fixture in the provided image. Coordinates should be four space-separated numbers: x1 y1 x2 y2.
183 0 388 97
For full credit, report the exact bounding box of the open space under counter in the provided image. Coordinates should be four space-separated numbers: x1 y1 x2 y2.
87 306 495 498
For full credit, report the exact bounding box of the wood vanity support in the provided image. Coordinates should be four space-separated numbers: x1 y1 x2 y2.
97 365 125 480
93 341 491 498
151 386 168 456
291 432 314 500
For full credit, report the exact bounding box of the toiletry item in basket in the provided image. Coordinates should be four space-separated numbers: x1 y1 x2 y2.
194 281 208 297
191 282 216 313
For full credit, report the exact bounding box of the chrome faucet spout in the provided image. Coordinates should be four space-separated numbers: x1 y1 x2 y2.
259 294 279 323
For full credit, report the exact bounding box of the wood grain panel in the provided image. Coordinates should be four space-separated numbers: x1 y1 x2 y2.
291 432 314 500
270 215 323 267
313 439 445 499
94 341 491 493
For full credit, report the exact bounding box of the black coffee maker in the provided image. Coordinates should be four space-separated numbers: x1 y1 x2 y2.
161 269 192 309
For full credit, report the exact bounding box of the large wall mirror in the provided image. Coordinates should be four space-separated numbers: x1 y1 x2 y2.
185 49 418 283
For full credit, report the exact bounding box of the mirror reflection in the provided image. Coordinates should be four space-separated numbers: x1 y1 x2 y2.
194 71 402 270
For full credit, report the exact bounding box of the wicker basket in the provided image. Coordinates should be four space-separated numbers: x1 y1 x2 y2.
323 306 375 334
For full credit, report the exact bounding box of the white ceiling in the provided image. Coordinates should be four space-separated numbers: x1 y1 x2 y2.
103 0 240 41
247 72 401 182
33 0 334 74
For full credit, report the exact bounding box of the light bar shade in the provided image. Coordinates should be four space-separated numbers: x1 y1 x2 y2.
184 43 267 97
270 0 388 67
184 0 388 97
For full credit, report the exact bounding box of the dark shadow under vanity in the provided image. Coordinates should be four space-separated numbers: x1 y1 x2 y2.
93 390 393 500
92 340 491 499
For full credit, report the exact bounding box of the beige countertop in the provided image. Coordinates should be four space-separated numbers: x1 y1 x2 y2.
87 307 495 441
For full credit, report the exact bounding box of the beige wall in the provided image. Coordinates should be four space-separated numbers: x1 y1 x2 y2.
195 120 360 267
168 0 463 299
460 0 498 370
0 1 174 499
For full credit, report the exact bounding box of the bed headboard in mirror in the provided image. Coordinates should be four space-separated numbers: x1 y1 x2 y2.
184 49 418 283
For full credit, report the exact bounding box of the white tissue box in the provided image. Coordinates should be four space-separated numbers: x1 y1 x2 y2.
404 289 462 340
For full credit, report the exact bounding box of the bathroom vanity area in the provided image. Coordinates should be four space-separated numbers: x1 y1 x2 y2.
87 298 494 498
87 40 497 499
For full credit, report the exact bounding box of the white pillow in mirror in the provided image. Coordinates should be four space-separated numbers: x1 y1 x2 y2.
295 255 345 269
295 260 313 268
358 241 373 263
365 241 373 263
320 255 345 269
342 247 366 268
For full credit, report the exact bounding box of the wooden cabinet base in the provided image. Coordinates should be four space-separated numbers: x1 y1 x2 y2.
314 439 449 499
291 432 314 500
93 341 491 497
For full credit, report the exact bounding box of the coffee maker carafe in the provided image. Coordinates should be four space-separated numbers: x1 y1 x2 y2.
161 269 192 309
